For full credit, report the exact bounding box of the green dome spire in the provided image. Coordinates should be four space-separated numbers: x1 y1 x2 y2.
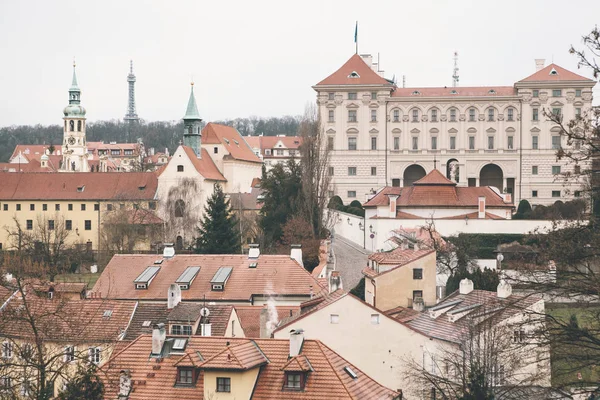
64 61 86 117
183 83 201 120
70 61 80 92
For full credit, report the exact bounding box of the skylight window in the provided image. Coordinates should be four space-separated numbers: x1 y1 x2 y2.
103 310 113 318
488 89 496 94
224 138 230 145
249 262 258 268
133 266 161 289
172 339 187 351
77 185 85 192
142 320 152 327
411 90 421 96
233 139 239 145
450 90 458 94
344 366 358 379
175 266 201 289
348 71 360 78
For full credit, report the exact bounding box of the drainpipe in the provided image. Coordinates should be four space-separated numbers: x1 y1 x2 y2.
385 100 389 187
518 98 523 202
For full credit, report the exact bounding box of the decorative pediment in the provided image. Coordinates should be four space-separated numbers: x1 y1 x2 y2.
550 126 563 133
505 127 516 133
429 128 439 134
486 127 497 133
346 127 359 134
346 103 360 109
410 128 421 134
369 128 379 134
448 128 458 134
467 127 477 133
326 103 337 109
369 103 380 109
573 101 584 107
326 129 336 134
550 101 564 107
391 128 402 134
530 127 541 133
530 101 540 107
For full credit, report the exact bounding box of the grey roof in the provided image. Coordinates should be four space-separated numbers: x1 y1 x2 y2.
175 266 201 285
167 303 234 336
429 299 462 312
123 303 169 341
167 303 203 322
133 266 160 283
210 267 233 285
183 85 201 120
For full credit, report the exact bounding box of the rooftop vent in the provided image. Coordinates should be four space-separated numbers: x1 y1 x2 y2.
248 244 260 259
450 90 458 94
103 310 113 318
344 366 358 379
348 71 360 78
175 266 201 290
210 267 233 291
134 266 161 290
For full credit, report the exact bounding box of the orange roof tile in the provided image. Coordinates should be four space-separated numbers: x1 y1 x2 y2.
181 146 226 181
200 341 268 370
0 172 158 200
519 63 593 82
384 306 421 323
316 54 392 87
363 187 402 207
392 86 516 97
368 248 434 267
92 254 326 302
413 169 456 186
202 123 262 163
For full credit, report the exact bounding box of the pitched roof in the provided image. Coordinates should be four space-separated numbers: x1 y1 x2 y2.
234 305 300 338
363 187 402 207
0 172 158 200
167 303 233 337
123 303 170 341
274 290 347 333
282 355 313 372
316 54 392 87
0 298 136 342
102 335 399 400
244 136 303 156
519 63 593 82
181 146 226 181
92 254 326 302
202 123 262 163
227 188 263 211
392 86 516 97
406 289 542 343
384 306 421 323
368 248 435 266
200 340 268 370
413 169 456 186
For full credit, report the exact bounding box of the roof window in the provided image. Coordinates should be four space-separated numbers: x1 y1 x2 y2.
138 185 146 191
142 320 152 327
249 262 258 268
488 89 496 94
224 138 230 145
450 90 458 94
210 267 233 291
348 71 360 78
133 266 161 289
172 338 187 351
233 139 239 145
154 259 164 265
77 185 85 192
344 366 358 379
103 310 113 318
411 90 421 96
175 266 201 289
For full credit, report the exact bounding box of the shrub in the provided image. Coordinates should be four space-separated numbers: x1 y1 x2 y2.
328 196 344 209
349 200 363 209
350 277 365 300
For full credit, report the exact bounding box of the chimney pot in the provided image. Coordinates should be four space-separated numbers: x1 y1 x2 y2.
329 270 343 293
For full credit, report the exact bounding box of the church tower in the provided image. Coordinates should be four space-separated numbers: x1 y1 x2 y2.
61 62 89 172
182 83 203 157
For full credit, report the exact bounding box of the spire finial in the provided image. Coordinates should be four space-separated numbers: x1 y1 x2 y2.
70 60 79 89
130 60 133 74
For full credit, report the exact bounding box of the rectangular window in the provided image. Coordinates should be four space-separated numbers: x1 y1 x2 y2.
576 89 582 97
413 268 423 280
328 92 334 100
532 136 539 150
176 368 193 385
394 137 400 150
216 377 231 393
469 108 476 121
371 91 377 100
43 203 49 211
532 108 539 121
576 108 582 117
172 325 182 335
276 149 284 156
412 137 418 150
348 137 357 151
2 204 7 211
55 204 60 211
285 372 302 390
348 167 357 176
330 314 340 324
575 191 582 197
507 108 514 121
371 314 380 325
107 203 113 211
412 109 419 122
371 167 377 176
328 167 334 176
149 202 156 210
392 179 400 187
431 136 437 150
450 136 456 150
371 136 377 150
327 136 334 150
513 330 526 343
371 109 377 122
552 108 561 117
507 136 513 149
94 203 99 211
552 190 561 198
532 190 538 198
347 191 356 198
16 204 21 211
552 136 561 150
328 110 334 122
81 204 86 211
177 165 184 172
348 92 357 100
413 290 423 301
552 89 562 97
488 136 494 150
89 347 101 364
30 204 35 211
68 204 73 211
111 149 120 156
124 149 133 156
532 166 538 175
393 109 400 122
552 166 561 175
48 220 55 231
469 136 475 150
66 220 72 230
431 109 438 122
449 109 456 122
26 220 33 230
533 89 539 98
2 342 12 359
575 165 581 174
488 108 494 122
84 220 91 230
348 110 357 122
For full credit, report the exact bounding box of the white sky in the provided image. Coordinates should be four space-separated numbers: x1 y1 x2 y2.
1 0 599 126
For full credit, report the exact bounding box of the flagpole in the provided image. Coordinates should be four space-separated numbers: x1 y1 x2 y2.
354 21 358 54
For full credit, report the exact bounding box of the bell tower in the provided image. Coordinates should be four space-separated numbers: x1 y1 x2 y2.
182 82 203 157
61 62 89 172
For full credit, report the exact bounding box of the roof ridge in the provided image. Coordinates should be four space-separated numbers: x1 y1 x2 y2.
315 340 354 399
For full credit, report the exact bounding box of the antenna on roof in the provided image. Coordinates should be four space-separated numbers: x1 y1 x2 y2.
433 153 437 170
452 51 460 87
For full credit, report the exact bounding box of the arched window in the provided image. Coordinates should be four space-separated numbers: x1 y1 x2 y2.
174 200 185 218
77 121 82 132
507 108 514 121
430 109 438 122
69 120 74 131
176 236 183 250
188 126 193 134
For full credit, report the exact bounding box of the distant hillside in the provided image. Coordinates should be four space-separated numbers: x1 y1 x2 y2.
0 116 301 162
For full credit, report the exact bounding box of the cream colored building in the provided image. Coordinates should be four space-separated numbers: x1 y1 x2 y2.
315 54 595 206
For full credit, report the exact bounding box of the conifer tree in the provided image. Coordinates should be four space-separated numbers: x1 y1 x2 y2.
195 184 240 254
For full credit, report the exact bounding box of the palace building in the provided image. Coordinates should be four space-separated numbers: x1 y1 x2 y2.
314 54 595 205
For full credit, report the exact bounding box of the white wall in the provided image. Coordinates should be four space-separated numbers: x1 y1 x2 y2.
329 210 365 248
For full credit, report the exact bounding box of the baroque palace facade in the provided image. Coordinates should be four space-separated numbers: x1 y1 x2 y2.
314 54 595 205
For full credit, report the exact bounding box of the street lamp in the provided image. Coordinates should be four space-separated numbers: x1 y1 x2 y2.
497 253 504 270
347 217 353 226
359 222 364 231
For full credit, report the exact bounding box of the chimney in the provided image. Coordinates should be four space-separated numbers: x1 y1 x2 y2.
478 196 486 219
119 370 132 398
248 244 260 259
151 323 166 356
413 296 425 312
360 54 373 68
259 306 269 338
163 243 175 259
167 284 181 309
289 329 305 357
290 244 303 267
388 194 398 217
535 59 545 72
497 280 513 298
459 278 474 295
200 321 212 337
329 270 343 293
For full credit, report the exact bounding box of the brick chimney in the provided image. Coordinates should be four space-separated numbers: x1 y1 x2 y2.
478 196 486 219
289 329 305 357
151 323 166 356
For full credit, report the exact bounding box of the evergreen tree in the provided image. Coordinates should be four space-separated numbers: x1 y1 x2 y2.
195 184 240 254
56 365 104 400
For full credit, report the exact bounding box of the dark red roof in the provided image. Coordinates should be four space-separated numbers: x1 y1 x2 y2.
392 86 516 97
316 54 392 86
519 63 593 82
413 169 456 186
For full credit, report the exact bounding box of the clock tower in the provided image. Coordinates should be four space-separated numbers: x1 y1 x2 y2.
61 62 89 172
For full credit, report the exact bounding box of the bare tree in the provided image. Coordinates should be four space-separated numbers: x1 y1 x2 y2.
161 177 203 248
100 202 163 254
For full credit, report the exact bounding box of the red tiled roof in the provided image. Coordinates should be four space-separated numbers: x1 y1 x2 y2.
392 86 516 97
519 63 593 82
123 303 170 341
440 211 505 220
181 146 226 181
202 123 262 163
102 335 399 400
316 54 392 87
368 248 434 266
234 305 300 338
384 306 421 323
363 187 402 207
0 172 158 200
200 340 268 370
244 136 303 157
282 355 313 372
413 169 456 186
92 254 326 302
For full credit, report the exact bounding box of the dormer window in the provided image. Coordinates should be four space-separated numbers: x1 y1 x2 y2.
284 372 305 391
348 71 360 78
171 325 193 336
411 90 421 96
176 367 195 386
77 185 85 193
224 138 230 145
488 89 496 94
450 90 458 95
550 68 558 75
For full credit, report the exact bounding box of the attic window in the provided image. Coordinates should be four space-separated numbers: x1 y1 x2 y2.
103 310 113 318
175 266 201 289
450 90 458 94
249 262 258 268
77 185 85 192
348 71 360 78
224 138 230 145
138 185 146 191
172 338 187 351
142 320 152 327
488 89 496 94
411 90 421 96
550 68 558 75
210 267 232 291
133 266 161 289
284 372 305 391
344 366 358 379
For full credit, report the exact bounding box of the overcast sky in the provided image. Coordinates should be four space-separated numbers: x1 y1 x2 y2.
1 0 599 126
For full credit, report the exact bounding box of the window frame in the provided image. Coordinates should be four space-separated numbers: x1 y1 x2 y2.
450 136 456 150
532 166 538 175
413 268 423 280
348 137 357 151
449 108 457 122
393 136 400 150
552 89 562 97
177 368 194 386
347 191 356 198
348 167 357 176
507 108 514 121
284 372 304 391
216 377 231 393
487 108 495 122
84 220 92 231
370 109 377 122
532 108 539 121
328 109 335 123
370 166 377 176
469 108 476 122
